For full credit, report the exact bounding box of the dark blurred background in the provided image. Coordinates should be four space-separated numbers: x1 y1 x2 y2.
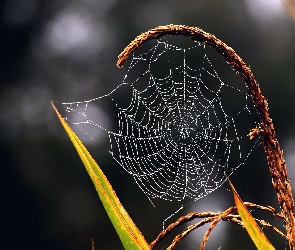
1 0 295 249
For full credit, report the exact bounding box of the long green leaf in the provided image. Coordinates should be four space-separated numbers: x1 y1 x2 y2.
52 102 150 250
227 177 275 250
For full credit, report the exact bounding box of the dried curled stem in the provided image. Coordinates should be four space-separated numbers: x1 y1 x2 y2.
117 24 295 249
150 202 286 249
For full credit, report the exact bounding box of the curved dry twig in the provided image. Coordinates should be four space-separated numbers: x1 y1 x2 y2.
117 24 295 248
166 216 287 250
150 202 286 249
200 207 234 250
166 217 215 250
149 211 220 249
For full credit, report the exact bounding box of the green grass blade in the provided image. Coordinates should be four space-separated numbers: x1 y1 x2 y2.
227 177 275 250
52 102 150 250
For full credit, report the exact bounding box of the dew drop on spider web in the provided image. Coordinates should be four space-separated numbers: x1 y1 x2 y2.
58 34 262 225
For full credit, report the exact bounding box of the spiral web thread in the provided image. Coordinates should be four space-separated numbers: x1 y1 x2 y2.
62 36 261 205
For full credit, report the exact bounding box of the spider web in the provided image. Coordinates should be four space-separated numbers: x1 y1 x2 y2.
60 36 261 205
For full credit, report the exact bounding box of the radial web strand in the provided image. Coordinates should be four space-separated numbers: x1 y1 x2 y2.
60 36 261 205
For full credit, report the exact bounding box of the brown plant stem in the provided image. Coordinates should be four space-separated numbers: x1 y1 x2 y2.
117 24 295 248
150 202 285 249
